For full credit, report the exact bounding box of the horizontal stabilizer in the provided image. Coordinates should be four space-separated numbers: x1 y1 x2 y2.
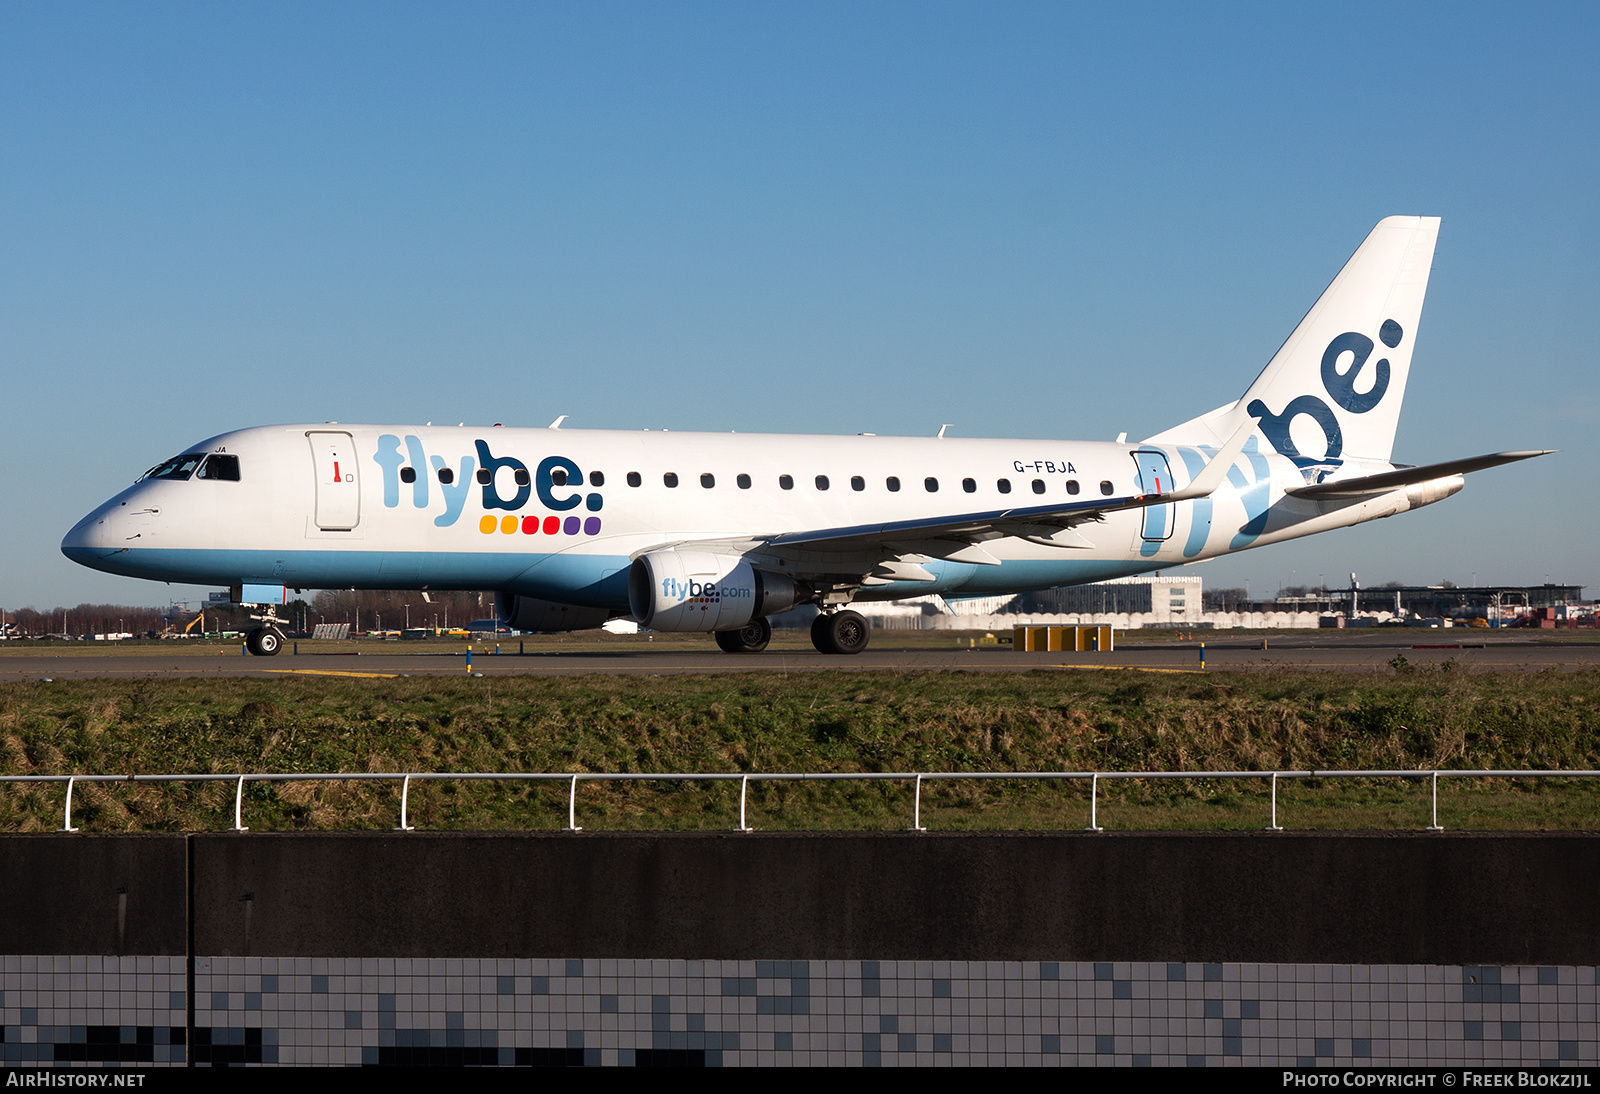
1287 450 1553 499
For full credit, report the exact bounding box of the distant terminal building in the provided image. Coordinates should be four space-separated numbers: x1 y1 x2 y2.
846 575 1204 631
840 578 1589 631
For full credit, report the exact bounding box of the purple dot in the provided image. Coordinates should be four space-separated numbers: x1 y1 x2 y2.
563 515 581 535
584 516 602 535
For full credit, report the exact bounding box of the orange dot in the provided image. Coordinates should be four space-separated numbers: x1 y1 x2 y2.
479 516 496 534
501 515 518 534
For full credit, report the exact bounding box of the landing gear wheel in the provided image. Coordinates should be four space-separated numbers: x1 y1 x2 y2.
715 617 772 653
811 609 870 655
810 613 832 653
246 627 283 657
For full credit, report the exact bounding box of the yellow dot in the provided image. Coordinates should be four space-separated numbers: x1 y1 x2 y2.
479 515 497 534
501 515 518 534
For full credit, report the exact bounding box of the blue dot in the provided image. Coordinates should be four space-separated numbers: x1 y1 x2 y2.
1379 319 1403 348
563 516 580 534
584 517 602 535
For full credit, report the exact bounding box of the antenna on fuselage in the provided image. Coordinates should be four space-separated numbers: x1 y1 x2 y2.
936 424 952 438
549 415 567 429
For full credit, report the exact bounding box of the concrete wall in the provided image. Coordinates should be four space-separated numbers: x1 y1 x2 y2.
4 832 1597 965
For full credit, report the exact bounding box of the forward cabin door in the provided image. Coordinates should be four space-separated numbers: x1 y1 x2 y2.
308 431 360 530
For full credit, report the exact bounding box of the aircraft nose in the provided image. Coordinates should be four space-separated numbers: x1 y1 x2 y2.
60 501 124 564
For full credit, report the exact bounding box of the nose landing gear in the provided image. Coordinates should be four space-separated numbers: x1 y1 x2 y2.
243 604 289 657
244 625 284 657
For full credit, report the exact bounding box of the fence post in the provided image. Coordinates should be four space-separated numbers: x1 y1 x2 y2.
1086 773 1104 832
1427 771 1444 831
910 773 927 832
737 774 753 833
397 774 415 831
61 777 78 833
1266 772 1283 831
233 775 249 832
565 774 582 832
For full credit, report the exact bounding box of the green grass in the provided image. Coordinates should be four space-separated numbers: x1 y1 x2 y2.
2 666 1598 832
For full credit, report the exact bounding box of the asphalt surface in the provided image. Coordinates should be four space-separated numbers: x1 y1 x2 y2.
2 633 1597 679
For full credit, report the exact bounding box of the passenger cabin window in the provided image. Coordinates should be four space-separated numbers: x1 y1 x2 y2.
962 478 976 493
815 475 829 491
437 467 454 484
779 475 794 490
196 455 240 481
701 473 715 488
627 472 642 487
1099 480 1114 496
851 476 865 491
400 467 416 483
886 476 901 492
997 478 1011 494
476 468 492 485
142 454 205 482
514 469 531 486
664 472 679 488
589 471 605 487
551 469 568 486
924 477 939 492
1032 479 1045 494
737 474 752 489
1066 479 1080 495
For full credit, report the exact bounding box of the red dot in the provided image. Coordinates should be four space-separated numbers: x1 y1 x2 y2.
521 515 537 534
543 515 560 534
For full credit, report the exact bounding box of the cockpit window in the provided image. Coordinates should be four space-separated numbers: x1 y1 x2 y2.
196 455 241 481
140 454 205 482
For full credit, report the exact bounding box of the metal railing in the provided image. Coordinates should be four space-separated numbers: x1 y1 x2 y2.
4 768 1598 834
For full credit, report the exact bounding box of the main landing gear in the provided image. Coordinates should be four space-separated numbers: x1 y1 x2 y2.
810 609 870 655
714 617 772 653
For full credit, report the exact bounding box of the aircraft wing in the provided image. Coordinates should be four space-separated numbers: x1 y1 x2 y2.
763 417 1258 560
1285 450 1553 500
764 492 1160 556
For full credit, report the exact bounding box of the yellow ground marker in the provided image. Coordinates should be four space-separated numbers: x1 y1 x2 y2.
263 669 399 679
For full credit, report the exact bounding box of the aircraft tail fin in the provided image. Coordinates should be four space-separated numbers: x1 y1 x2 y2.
1148 216 1440 470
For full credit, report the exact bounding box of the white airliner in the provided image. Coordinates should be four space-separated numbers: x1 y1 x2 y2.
63 217 1546 656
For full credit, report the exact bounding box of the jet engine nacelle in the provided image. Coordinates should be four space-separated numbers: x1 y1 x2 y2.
495 593 613 633
628 550 802 632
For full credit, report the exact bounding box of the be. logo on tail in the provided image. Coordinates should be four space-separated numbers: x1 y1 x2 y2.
1247 319 1403 476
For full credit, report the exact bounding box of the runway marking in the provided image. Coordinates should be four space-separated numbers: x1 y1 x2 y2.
1049 665 1206 675
264 669 399 679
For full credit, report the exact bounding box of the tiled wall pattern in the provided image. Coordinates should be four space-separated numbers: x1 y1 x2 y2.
0 957 187 1064
4 956 1597 1066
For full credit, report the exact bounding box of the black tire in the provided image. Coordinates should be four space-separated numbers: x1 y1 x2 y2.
812 610 870 655
256 627 283 656
827 610 870 655
244 627 263 656
715 617 771 654
810 612 834 654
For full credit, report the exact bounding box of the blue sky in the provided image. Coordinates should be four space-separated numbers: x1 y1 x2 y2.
4 2 1596 609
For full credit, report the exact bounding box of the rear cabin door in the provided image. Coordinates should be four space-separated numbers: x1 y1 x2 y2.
1132 449 1174 541
308 431 360 530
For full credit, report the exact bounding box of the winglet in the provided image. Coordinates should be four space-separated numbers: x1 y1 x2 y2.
1163 417 1255 502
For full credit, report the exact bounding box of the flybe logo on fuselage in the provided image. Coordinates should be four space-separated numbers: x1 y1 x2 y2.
372 435 604 536
1246 319 1403 477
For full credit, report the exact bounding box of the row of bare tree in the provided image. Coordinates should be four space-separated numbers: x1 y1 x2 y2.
2 590 498 637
